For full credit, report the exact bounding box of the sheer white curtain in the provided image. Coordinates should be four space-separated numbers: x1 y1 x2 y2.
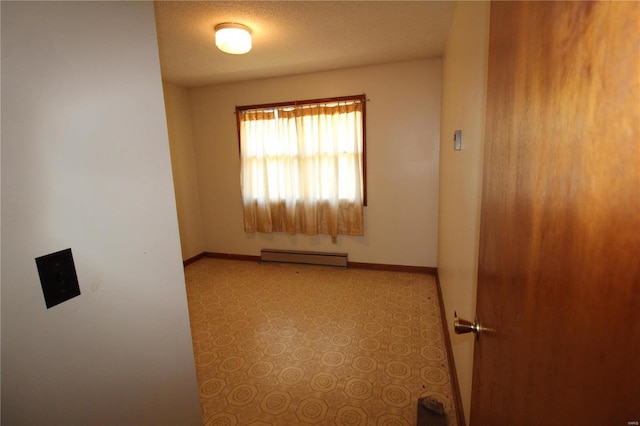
240 101 364 237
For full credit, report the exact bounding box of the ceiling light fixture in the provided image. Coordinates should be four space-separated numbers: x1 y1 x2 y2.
215 23 252 55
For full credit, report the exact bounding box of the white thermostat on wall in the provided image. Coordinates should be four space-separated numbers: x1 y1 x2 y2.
454 130 462 151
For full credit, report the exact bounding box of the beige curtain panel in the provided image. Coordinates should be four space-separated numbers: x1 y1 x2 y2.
239 102 364 237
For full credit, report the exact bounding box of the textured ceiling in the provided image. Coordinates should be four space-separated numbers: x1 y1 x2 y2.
154 1 456 88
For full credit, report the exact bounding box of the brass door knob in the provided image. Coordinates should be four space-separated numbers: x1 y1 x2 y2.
454 311 481 340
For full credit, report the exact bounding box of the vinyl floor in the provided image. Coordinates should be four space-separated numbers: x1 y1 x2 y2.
184 258 458 425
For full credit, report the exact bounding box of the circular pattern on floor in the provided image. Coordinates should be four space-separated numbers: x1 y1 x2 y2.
344 377 373 400
303 329 324 343
263 342 287 357
309 371 338 392
191 330 212 342
351 355 378 374
278 326 298 338
237 337 261 352
420 365 449 385
246 361 274 379
358 337 381 352
336 405 368 426
330 333 352 346
186 259 458 426
420 345 445 361
320 351 346 367
338 318 357 330
212 334 235 347
384 360 412 380
276 366 305 386
388 341 412 357
296 397 328 424
391 325 412 338
363 322 384 334
259 390 292 415
200 377 226 399
381 384 412 408
204 412 237 426
291 346 316 362
195 352 216 366
226 384 258 407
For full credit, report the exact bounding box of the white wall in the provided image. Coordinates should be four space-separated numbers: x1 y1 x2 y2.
163 82 205 261
438 2 490 423
1 2 202 425
188 60 441 267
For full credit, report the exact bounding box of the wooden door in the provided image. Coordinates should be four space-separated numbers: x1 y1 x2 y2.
471 2 640 425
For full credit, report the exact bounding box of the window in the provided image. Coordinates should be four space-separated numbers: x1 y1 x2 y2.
237 94 367 237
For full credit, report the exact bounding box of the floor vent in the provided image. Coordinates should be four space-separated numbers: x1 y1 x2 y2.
261 249 348 268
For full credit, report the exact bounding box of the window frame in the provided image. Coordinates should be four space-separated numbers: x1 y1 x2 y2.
235 94 368 206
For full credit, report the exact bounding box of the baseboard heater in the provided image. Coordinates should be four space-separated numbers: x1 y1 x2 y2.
261 249 348 268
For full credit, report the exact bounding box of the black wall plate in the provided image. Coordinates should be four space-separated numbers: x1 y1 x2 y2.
35 248 81 309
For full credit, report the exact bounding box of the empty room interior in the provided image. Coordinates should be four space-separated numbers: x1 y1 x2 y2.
157 1 487 424
1 1 484 425
8 0 640 426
